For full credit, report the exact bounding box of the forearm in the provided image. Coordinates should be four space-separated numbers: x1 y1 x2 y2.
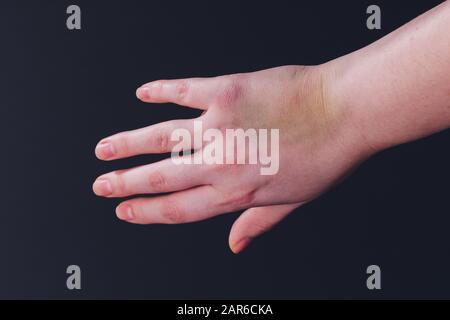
327 0 450 154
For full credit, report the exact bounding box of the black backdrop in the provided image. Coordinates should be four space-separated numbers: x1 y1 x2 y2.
0 0 448 299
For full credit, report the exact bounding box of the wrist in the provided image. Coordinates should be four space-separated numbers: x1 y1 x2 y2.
318 58 383 162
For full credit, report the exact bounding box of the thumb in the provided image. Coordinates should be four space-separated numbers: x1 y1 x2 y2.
229 202 304 254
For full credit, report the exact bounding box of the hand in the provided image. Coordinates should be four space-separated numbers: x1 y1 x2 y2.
93 65 369 253
94 1 450 253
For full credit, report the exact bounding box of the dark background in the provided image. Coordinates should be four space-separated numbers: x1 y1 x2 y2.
0 0 448 299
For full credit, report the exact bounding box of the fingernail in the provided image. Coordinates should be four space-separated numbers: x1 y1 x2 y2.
232 237 251 254
136 86 150 99
93 179 113 196
118 206 134 221
96 142 115 159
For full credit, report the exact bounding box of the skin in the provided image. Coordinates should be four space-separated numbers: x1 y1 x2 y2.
93 1 450 253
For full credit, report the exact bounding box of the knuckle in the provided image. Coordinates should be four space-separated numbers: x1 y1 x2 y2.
115 133 129 155
147 171 167 192
113 170 127 195
215 76 243 108
151 128 169 152
207 163 230 177
160 201 183 224
211 163 240 175
126 201 144 222
175 81 189 102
